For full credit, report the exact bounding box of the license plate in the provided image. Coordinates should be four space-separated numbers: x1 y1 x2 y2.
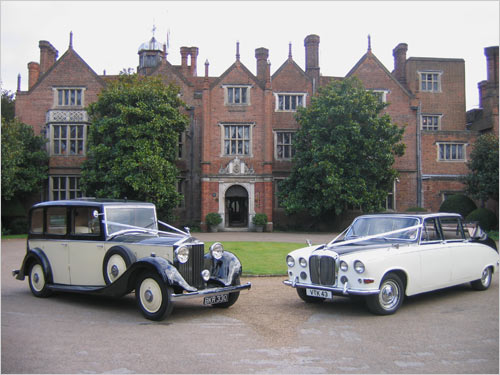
306 288 332 299
203 294 229 305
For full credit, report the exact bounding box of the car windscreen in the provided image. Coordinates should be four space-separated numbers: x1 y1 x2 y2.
345 217 419 242
104 206 157 236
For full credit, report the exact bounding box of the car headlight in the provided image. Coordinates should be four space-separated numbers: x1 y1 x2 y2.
340 260 348 272
299 257 307 268
286 255 295 267
354 260 365 274
175 246 189 264
209 242 224 260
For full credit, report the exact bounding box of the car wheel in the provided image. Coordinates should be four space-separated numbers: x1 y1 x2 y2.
135 272 173 321
471 267 492 291
296 288 325 303
366 273 404 315
28 262 52 298
103 246 135 284
212 277 240 308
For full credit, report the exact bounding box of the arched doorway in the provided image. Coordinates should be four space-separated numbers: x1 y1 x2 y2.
225 185 248 228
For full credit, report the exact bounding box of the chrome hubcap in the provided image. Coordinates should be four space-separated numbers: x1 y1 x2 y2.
481 268 491 286
379 280 399 310
111 265 119 278
144 289 153 303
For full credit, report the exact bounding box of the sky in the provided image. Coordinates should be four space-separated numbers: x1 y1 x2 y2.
1 1 498 110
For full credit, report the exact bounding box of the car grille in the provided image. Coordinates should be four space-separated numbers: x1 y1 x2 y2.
309 255 336 285
177 243 205 289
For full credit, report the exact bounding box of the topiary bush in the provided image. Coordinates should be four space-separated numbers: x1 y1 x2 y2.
439 194 477 218
466 208 498 231
205 212 222 226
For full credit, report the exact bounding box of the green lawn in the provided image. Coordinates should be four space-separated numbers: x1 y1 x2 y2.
206 241 303 276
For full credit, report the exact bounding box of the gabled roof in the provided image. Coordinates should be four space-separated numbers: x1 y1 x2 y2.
147 59 194 87
29 46 106 92
272 57 311 82
210 60 264 90
346 50 413 98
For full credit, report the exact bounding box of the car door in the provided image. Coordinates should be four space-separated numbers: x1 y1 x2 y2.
68 206 107 286
439 216 476 283
39 206 71 285
418 218 452 292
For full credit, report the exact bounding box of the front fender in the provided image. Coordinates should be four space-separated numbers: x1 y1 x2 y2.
16 248 53 283
205 251 243 286
94 256 197 298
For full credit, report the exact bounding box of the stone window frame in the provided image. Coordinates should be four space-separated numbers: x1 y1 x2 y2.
53 87 86 108
368 89 390 103
273 92 307 112
219 123 255 157
49 124 88 156
436 142 467 162
273 130 296 160
421 114 443 131
50 175 83 201
418 71 442 93
223 85 252 106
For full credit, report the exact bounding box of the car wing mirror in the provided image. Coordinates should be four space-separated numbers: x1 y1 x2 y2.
92 210 103 219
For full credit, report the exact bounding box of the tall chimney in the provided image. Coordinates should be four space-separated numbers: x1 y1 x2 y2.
255 47 269 82
485 46 499 85
190 47 199 76
304 35 320 85
28 62 40 90
180 47 189 75
392 43 408 86
39 40 58 75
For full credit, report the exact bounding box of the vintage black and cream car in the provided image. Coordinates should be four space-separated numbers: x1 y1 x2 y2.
284 213 499 315
13 199 251 320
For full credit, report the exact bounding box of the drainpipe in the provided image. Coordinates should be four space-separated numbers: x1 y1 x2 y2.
416 101 423 208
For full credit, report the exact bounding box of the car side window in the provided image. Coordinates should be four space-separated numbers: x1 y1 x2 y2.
46 207 67 235
440 217 465 242
421 218 441 243
72 207 101 236
30 208 44 234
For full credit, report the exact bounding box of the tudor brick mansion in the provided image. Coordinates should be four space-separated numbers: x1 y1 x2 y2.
14 32 499 231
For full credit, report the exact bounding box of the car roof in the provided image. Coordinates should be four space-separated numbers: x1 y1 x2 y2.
355 212 463 220
31 198 155 209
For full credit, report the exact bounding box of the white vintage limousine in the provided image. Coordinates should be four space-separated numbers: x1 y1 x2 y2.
284 213 499 315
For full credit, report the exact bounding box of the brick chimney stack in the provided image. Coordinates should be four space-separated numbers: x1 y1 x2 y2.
304 35 320 87
39 40 58 75
28 62 40 90
485 46 499 85
479 46 499 109
190 47 199 76
255 47 269 82
392 43 408 86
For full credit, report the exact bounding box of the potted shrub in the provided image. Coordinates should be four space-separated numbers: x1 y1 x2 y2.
252 213 267 232
205 212 222 232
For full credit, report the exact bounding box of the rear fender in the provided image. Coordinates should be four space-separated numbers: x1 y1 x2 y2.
17 248 53 283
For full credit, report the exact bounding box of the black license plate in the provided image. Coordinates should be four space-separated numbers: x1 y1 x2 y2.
203 294 229 305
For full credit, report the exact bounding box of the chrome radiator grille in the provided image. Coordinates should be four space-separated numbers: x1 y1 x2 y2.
309 255 336 285
177 244 205 288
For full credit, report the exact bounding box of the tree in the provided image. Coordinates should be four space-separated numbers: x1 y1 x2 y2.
80 74 189 220
278 77 405 218
464 133 499 204
1 89 15 122
1 118 48 201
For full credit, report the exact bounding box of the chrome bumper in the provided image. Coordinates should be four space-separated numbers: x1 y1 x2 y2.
171 282 251 301
283 280 379 296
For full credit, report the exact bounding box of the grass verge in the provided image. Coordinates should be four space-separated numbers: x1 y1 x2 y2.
206 241 303 276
